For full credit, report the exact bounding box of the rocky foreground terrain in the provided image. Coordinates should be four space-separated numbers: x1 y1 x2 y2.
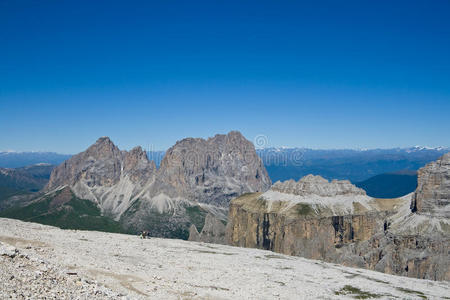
1 218 449 299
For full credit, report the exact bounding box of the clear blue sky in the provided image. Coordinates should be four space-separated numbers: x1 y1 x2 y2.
1 0 449 153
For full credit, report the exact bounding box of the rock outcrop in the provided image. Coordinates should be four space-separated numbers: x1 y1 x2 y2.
43 131 270 238
227 176 397 261
411 152 450 218
155 131 270 207
272 175 366 197
188 213 226 244
226 155 450 280
46 137 157 218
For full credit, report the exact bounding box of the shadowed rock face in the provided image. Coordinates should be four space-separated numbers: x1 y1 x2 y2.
226 155 450 281
226 178 393 262
411 152 450 218
46 137 156 189
44 132 270 238
157 131 271 207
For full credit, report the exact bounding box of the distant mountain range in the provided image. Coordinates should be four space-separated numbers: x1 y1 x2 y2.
256 146 449 183
355 170 418 198
0 152 71 168
0 164 55 210
0 151 166 169
1 146 448 201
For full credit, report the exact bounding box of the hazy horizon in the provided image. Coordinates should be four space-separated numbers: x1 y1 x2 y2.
1 133 448 156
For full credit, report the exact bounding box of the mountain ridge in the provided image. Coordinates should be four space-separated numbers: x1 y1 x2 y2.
4 131 271 238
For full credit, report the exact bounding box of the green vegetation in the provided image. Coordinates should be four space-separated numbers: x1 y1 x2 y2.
0 189 124 233
186 205 207 232
296 203 313 216
334 285 382 299
0 186 29 201
191 249 236 255
265 254 290 260
396 287 427 299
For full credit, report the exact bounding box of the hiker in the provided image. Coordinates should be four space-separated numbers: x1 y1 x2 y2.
140 230 150 239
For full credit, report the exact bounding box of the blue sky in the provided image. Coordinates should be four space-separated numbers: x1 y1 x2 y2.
1 1 449 153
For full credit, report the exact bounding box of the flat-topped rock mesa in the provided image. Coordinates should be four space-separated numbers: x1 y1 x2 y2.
227 175 391 254
271 175 366 197
411 152 450 218
43 131 270 238
226 154 450 280
259 175 377 217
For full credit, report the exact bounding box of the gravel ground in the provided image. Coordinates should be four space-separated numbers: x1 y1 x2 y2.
0 218 449 299
0 242 125 299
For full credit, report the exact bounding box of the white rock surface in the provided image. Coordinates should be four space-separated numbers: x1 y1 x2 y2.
272 175 366 197
0 241 122 299
0 218 448 299
263 175 378 215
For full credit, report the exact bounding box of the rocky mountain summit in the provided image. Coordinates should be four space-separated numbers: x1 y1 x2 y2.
41 131 271 238
46 137 156 218
157 131 270 207
226 153 450 280
272 175 366 197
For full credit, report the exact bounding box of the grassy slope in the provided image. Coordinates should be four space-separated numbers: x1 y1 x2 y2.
0 165 54 207
0 189 124 233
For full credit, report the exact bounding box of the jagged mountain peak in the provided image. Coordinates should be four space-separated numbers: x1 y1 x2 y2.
170 131 247 148
44 132 271 237
126 146 149 162
46 138 155 191
157 131 271 207
84 136 121 158
92 136 116 148
207 130 246 142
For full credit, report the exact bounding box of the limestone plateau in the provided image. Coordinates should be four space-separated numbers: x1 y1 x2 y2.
226 153 450 281
45 131 271 238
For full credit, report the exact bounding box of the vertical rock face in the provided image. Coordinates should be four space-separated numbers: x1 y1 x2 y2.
226 162 450 281
226 177 391 261
47 138 157 190
47 137 124 189
44 131 270 238
123 146 157 183
411 153 450 218
157 131 271 207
